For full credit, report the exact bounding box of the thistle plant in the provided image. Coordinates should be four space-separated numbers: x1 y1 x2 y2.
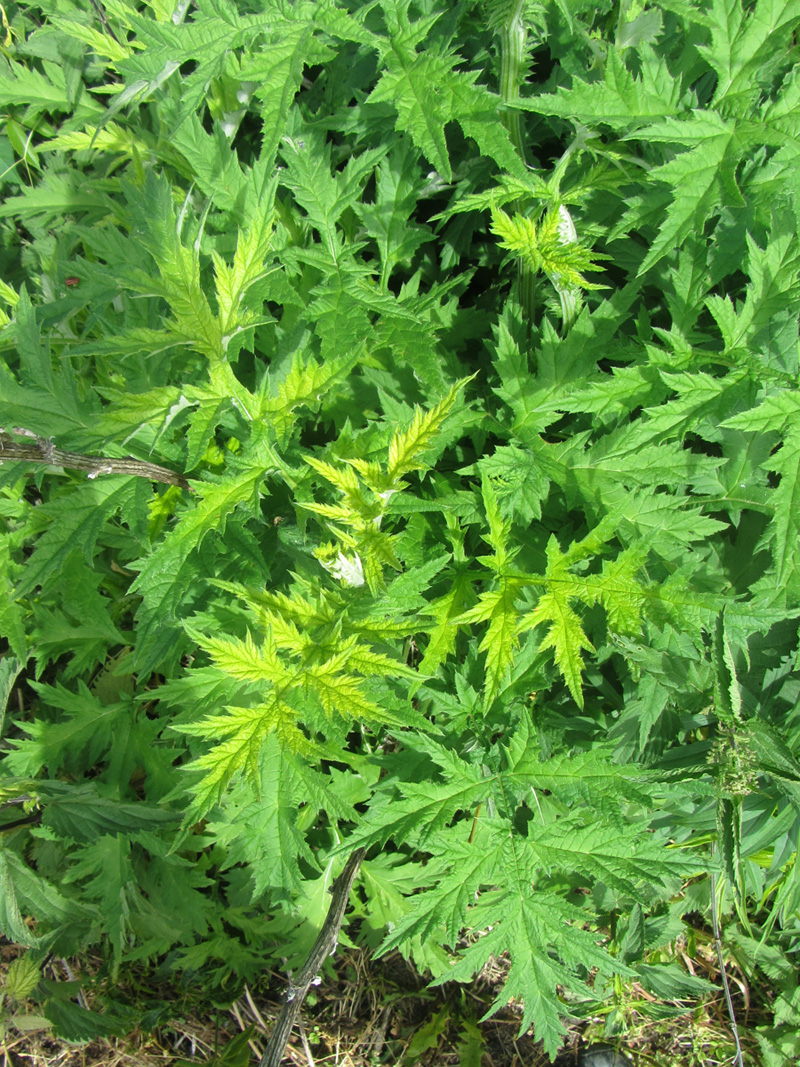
1 0 800 1061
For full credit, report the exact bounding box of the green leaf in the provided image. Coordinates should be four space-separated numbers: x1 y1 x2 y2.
243 22 314 169
701 0 800 113
419 571 475 679
349 755 490 850
633 113 744 275
764 425 800 587
436 833 635 1059
131 458 268 673
516 535 596 707
456 579 524 710
179 1026 256 1067
0 170 111 224
490 205 608 291
214 738 318 897
280 125 386 252
177 693 319 822
746 719 800 809
44 996 136 1041
61 835 138 971
516 45 681 127
0 847 83 947
0 656 24 738
4 954 41 1000
387 377 474 483
636 962 716 998
0 57 74 111
367 1 459 180
1 288 91 436
5 681 133 777
39 784 179 844
13 478 137 600
356 138 434 287
170 114 248 213
0 847 37 947
477 445 549 524
456 1017 486 1067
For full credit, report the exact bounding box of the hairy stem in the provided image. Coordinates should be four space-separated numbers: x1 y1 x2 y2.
258 848 365 1067
496 1 535 322
497 0 527 163
0 430 191 490
710 870 745 1067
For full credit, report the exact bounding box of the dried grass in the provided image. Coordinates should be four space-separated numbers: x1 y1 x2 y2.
1 939 760 1067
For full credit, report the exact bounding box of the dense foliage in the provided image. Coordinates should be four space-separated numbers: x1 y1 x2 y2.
2 0 800 1060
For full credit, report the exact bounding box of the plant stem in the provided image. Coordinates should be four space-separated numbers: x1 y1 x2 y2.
710 870 745 1067
258 848 365 1067
497 0 527 164
0 430 191 489
496 0 536 324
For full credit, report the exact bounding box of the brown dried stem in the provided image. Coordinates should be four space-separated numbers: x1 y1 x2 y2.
0 429 191 490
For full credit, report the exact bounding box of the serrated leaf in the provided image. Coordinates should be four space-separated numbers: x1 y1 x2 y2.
4 954 41 1000
188 628 291 686
634 114 743 275
367 3 459 180
177 695 312 822
419 571 475 679
280 125 386 246
43 996 135 1040
357 138 435 284
764 424 800 585
387 377 473 482
0 849 37 947
217 738 317 897
131 460 267 673
516 536 596 707
490 206 608 290
40 784 179 843
5 681 132 777
457 580 524 710
701 0 800 113
477 445 549 524
516 45 681 127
